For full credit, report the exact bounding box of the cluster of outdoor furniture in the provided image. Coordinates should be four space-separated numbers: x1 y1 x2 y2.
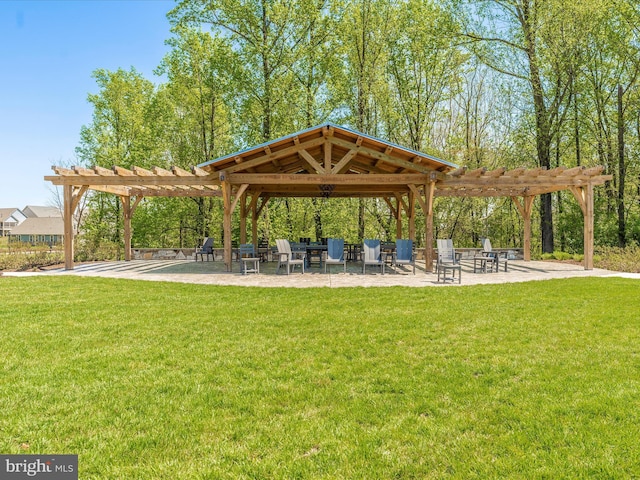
272 238 416 275
435 237 510 283
196 236 511 279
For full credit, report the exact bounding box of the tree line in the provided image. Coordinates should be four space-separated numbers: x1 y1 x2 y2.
74 0 640 256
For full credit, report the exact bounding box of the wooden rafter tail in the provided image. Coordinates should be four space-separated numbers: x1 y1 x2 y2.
484 167 506 177
582 165 605 176
132 166 154 176
152 166 174 176
544 166 566 176
73 166 97 176
113 165 134 176
448 166 467 177
526 167 545 177
52 166 75 176
171 166 193 176
465 167 487 177
504 166 527 177
94 165 116 176
562 165 585 176
192 166 209 176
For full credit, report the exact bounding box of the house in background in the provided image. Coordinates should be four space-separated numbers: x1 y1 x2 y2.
22 205 62 218
9 217 64 245
0 208 27 237
8 206 64 245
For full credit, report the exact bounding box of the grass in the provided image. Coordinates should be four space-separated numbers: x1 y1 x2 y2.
1 277 639 479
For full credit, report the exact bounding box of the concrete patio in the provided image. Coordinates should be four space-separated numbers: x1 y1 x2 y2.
4 258 638 287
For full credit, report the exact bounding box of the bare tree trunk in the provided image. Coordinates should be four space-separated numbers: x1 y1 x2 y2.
617 84 626 247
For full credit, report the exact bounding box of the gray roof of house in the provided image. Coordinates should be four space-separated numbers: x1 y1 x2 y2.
0 208 21 222
9 217 64 235
22 205 62 218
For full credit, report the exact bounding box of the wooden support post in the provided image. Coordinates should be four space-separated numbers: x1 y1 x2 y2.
408 190 416 241
383 196 402 239
221 180 232 272
584 184 594 270
252 206 258 247
396 197 403 239
570 184 594 270
121 196 132 261
62 184 89 270
409 183 435 272
63 185 74 270
250 193 262 247
394 194 406 239
512 195 534 262
119 196 143 262
424 182 435 272
324 140 332 173
240 192 247 245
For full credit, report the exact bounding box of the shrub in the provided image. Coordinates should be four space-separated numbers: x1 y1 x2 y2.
594 245 640 273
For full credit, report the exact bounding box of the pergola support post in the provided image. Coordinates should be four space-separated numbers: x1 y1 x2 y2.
221 178 232 272
122 196 132 261
395 198 402 239
409 181 435 272
570 184 595 270
62 184 88 270
240 192 247 245
120 195 143 262
424 182 435 272
512 195 535 262
63 185 74 270
408 191 416 241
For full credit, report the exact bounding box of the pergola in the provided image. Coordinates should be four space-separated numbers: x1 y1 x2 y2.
46 123 611 272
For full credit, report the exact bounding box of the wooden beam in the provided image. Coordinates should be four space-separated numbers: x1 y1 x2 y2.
331 149 358 174
222 181 232 272
298 149 325 174
256 194 271 217
230 184 249 215
382 197 397 217
324 141 332 173
328 137 435 174
425 182 436 271
63 185 74 270
45 174 219 187
227 173 429 185
240 192 247 245
71 186 89 211
570 185 594 269
512 195 535 261
120 196 133 261
218 136 326 174
408 184 427 213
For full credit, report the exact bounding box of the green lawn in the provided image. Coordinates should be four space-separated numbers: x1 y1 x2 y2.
1 277 638 479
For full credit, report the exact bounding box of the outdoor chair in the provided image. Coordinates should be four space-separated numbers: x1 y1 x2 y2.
475 237 508 272
239 243 260 275
362 239 385 274
324 238 346 273
194 237 214 261
275 239 305 274
436 239 461 283
393 239 416 274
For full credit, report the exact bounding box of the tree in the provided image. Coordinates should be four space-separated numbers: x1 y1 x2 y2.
458 0 581 253
386 0 464 152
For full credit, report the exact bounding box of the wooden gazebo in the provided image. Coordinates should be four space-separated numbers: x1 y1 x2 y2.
46 123 611 272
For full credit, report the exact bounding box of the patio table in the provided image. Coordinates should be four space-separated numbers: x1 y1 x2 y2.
306 244 327 268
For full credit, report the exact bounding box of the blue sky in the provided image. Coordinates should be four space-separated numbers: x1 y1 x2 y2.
0 0 174 209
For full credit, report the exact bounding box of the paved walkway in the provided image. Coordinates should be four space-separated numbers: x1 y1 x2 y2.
4 259 638 288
